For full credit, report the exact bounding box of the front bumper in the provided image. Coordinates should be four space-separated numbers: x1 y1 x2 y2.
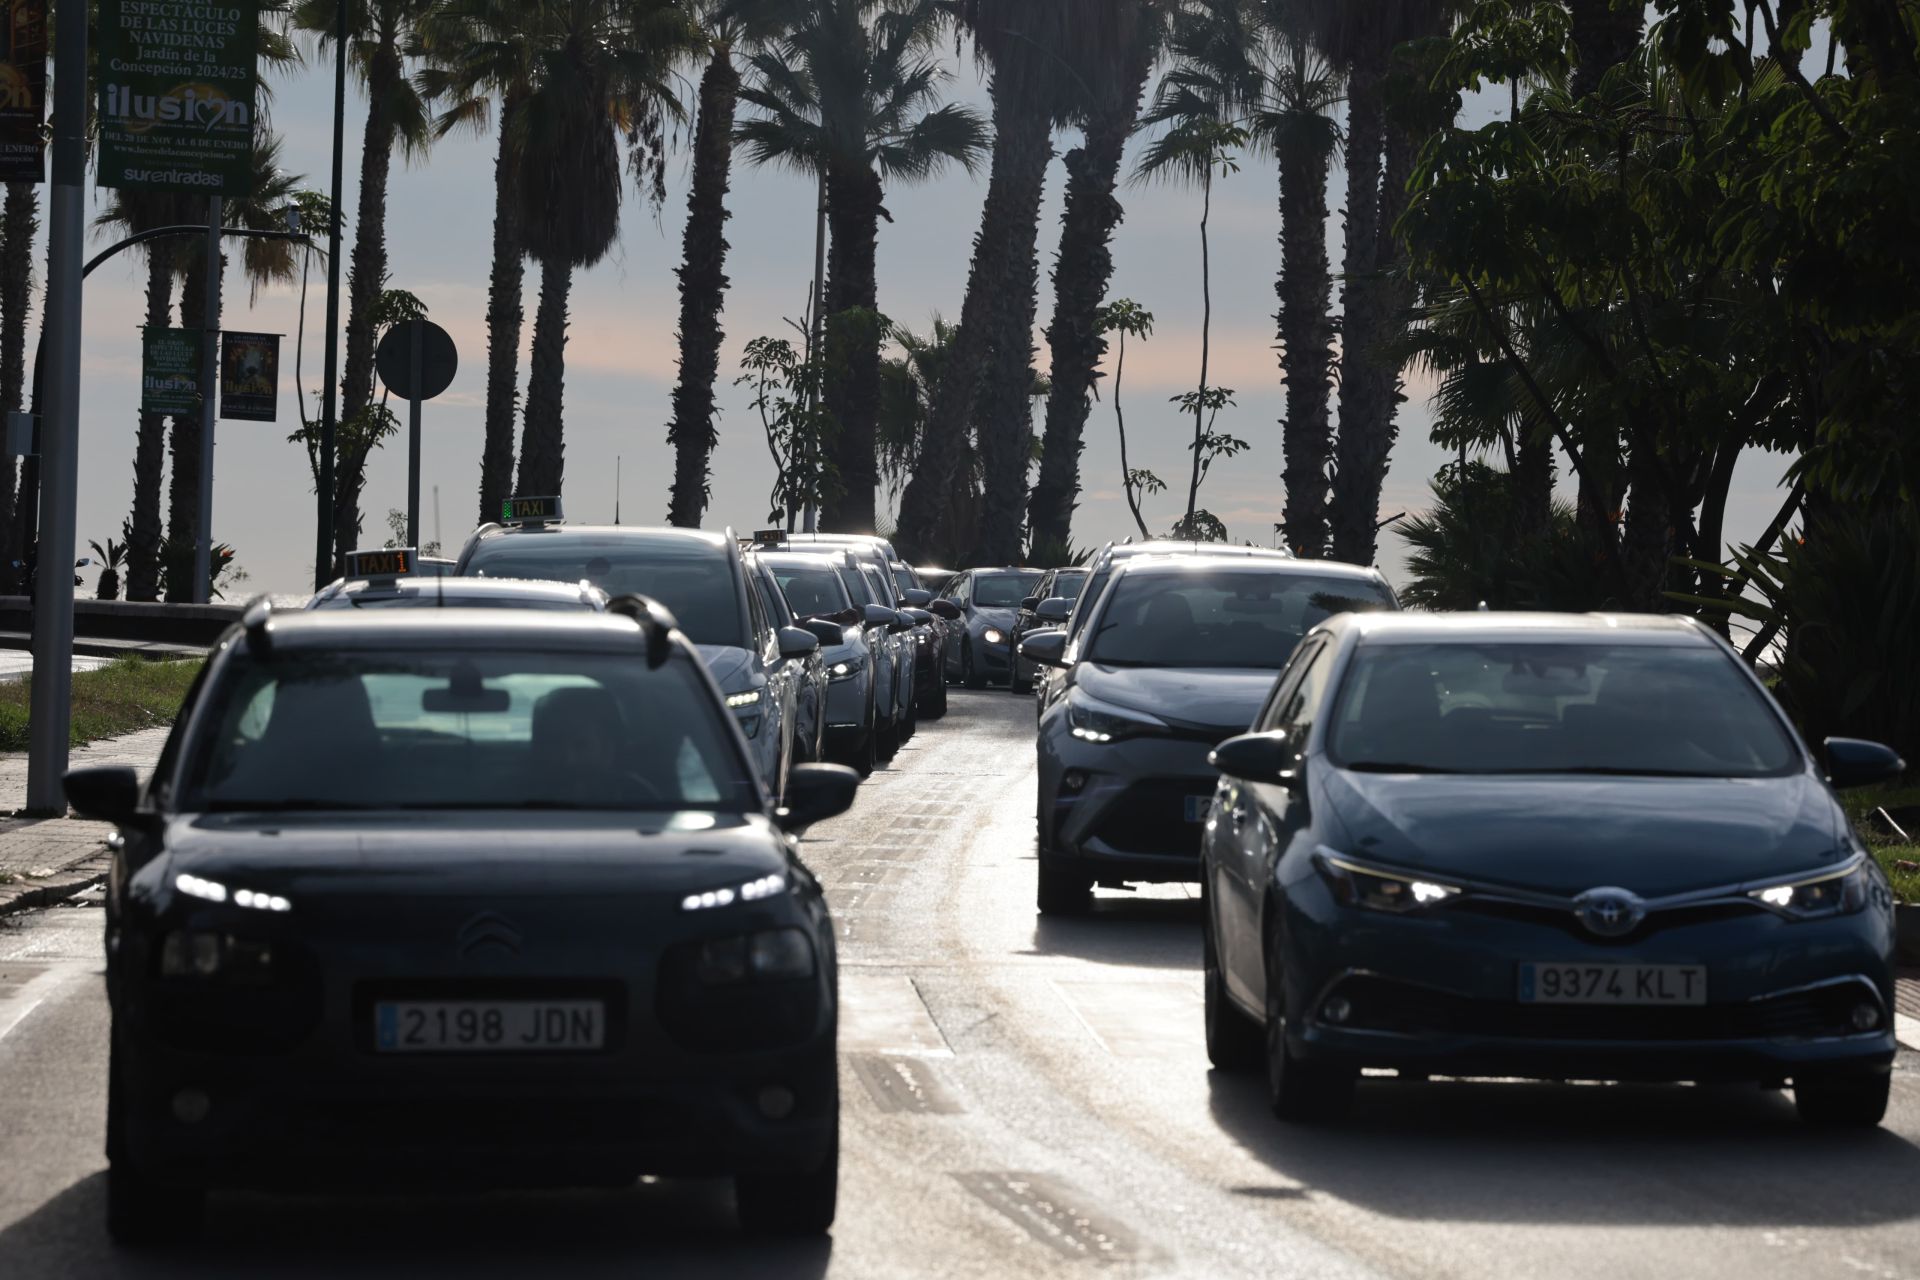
1037 728 1217 882
1279 876 1899 1082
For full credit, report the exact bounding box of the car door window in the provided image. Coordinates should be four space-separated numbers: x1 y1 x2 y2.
744 571 770 648
1269 640 1334 745
1257 638 1323 731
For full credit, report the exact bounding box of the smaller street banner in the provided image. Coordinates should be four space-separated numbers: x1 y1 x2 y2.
0 1 47 183
97 0 259 195
142 327 201 416
220 331 278 421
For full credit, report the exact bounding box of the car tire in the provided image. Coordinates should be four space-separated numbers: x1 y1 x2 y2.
1011 667 1032 695
962 643 985 690
876 718 899 762
1794 1070 1890 1127
736 1129 838 1236
106 1037 204 1247
1263 936 1354 1123
1203 904 1263 1072
1036 860 1092 916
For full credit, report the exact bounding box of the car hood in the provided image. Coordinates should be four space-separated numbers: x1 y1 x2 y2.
151 811 790 902
970 608 1018 631
1320 768 1849 897
1077 664 1276 738
697 644 755 691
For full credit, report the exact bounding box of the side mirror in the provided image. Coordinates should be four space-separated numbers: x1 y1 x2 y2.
1210 732 1298 786
1824 737 1906 790
65 766 143 825
802 618 845 647
901 607 933 625
778 626 821 660
862 604 897 630
887 609 913 634
928 600 961 622
1020 596 1041 612
777 763 861 832
1035 596 1073 625
901 588 933 608
1019 629 1068 669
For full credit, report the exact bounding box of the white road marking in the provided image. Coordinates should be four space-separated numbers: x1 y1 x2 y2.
841 973 953 1057
0 963 83 1044
1052 978 1203 1060
1896 1013 1920 1052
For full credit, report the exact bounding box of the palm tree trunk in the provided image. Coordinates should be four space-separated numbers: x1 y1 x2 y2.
332 40 401 554
666 51 741 530
1568 0 1647 97
1330 109 1419 566
895 80 1050 564
1185 174 1215 528
516 255 573 498
1620 444 1673 609
478 98 526 526
1029 55 1151 553
820 164 883 534
127 250 175 602
0 182 34 573
1113 332 1151 539
166 246 210 603
1277 128 1337 558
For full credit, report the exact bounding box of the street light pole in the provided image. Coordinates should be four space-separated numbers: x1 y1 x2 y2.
191 197 223 604
25 0 87 815
315 0 348 589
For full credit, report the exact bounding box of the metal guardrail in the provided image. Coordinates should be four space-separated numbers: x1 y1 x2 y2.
0 597 244 649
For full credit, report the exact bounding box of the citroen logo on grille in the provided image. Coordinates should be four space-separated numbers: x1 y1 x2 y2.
1574 888 1646 939
457 912 523 958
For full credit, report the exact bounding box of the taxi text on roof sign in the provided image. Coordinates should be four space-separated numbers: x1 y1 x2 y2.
344 548 416 580
754 529 787 545
504 496 564 525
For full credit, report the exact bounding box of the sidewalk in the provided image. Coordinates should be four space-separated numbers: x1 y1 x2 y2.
0 727 171 915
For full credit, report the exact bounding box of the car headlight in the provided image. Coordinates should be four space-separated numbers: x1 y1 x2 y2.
1315 850 1461 914
983 628 1006 645
681 873 788 912
726 689 763 709
695 927 817 984
1747 860 1871 920
158 931 276 981
1065 692 1168 743
829 657 866 682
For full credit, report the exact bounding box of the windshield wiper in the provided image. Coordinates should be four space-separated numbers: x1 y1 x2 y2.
1341 761 1468 774
1501 766 1729 779
203 800 384 813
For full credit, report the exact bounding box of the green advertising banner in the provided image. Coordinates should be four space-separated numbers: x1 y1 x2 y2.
142 327 202 415
97 0 257 196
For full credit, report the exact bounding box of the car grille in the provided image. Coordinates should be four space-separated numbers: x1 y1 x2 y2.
1451 897 1763 940
1093 780 1210 857
1325 974 1881 1042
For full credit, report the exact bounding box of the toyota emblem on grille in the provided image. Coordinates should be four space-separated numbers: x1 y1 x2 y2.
1573 888 1646 938
457 912 523 957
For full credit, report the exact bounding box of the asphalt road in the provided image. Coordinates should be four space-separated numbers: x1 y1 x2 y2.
1 690 1917 1278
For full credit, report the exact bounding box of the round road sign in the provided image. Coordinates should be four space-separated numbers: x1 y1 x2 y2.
375 319 459 401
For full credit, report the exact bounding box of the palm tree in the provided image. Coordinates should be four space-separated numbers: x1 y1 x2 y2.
737 0 988 535
419 0 544 526
294 0 436 553
513 0 698 498
1028 0 1162 554
895 0 1140 566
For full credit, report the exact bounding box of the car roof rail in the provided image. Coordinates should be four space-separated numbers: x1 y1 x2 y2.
605 594 680 669
241 595 275 656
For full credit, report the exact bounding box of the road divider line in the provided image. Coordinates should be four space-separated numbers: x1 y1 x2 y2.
0 963 82 1046
841 974 953 1058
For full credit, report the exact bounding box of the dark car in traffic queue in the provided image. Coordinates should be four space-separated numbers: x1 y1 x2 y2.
746 553 831 766
309 548 612 613
1199 611 1905 1127
1008 567 1089 695
939 567 1047 689
760 551 885 776
1037 541 1300 717
67 601 859 1244
455 501 818 802
1022 555 1398 916
774 533 950 726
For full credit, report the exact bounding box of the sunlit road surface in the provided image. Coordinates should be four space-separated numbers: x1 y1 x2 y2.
1 690 1917 1278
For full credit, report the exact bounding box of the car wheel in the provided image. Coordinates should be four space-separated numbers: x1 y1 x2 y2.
1263 934 1354 1123
106 1036 204 1247
736 1127 838 1236
1036 859 1092 916
876 717 899 762
1011 665 1032 695
1794 1071 1890 1127
962 642 985 690
1203 902 1262 1072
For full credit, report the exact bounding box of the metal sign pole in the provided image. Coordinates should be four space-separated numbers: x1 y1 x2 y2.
192 196 222 605
407 317 422 549
315 0 348 589
25 0 87 815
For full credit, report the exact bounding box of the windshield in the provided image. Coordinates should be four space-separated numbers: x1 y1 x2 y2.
1069 568 1112 638
183 651 758 813
1327 642 1801 778
840 566 874 607
1086 570 1394 669
1052 572 1088 601
973 573 1043 609
321 593 590 613
464 538 745 648
775 566 849 618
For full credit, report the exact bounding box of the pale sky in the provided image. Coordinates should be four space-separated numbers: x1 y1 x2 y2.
54 41 1793 596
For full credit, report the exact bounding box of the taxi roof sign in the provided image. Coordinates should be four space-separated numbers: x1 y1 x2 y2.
753 529 787 545
503 495 564 526
343 548 417 581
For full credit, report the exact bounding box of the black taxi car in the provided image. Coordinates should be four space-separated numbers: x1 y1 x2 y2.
67 599 856 1243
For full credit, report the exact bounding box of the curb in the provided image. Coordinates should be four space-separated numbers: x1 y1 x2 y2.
0 849 112 917
1898 1014 1920 1053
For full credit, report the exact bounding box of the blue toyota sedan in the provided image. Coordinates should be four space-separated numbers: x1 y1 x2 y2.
1200 612 1904 1127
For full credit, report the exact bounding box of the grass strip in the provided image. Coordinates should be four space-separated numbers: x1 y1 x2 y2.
1844 786 1920 904
0 656 202 752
